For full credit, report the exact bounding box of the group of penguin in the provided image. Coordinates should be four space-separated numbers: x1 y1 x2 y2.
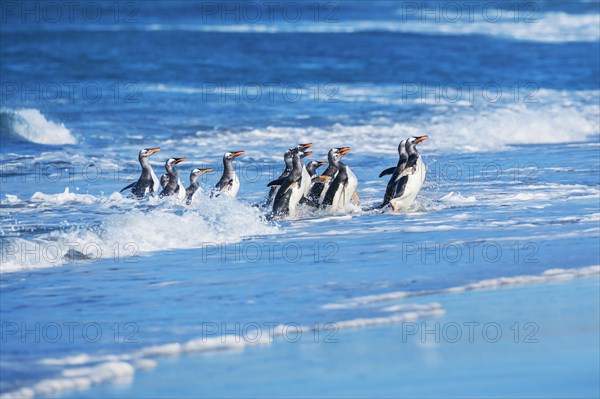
120 135 428 218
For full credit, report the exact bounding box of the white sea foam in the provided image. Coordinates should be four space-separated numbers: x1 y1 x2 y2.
184 103 598 156
439 192 477 204
0 108 76 145
7 8 596 43
131 86 600 157
1 362 135 399
322 265 600 310
30 188 97 205
391 11 600 43
2 194 21 204
0 193 279 273
2 304 441 399
137 12 600 43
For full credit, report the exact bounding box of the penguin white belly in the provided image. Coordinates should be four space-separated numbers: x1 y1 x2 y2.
177 179 186 200
287 184 305 217
327 178 348 213
151 169 159 194
329 188 344 212
390 158 426 210
228 173 240 198
190 188 202 204
301 167 311 196
340 167 358 210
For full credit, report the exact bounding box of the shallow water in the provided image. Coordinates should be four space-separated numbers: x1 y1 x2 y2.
1 1 599 397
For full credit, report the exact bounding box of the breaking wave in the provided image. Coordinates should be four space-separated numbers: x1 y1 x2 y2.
0 108 76 145
0 192 279 273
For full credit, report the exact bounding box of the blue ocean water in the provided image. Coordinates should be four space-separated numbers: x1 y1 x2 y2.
1 1 599 397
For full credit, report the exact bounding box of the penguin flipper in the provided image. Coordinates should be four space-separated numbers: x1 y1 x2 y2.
273 189 293 217
379 167 395 178
312 175 332 182
352 191 360 205
392 176 409 199
272 178 297 207
210 180 232 198
267 178 285 187
120 182 136 193
217 179 234 192
396 166 416 180
277 179 295 195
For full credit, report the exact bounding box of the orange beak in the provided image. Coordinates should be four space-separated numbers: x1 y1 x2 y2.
338 147 350 155
299 143 313 150
318 161 328 166
303 151 313 157
231 151 245 158
416 136 428 144
148 148 160 155
175 157 186 164
201 167 213 174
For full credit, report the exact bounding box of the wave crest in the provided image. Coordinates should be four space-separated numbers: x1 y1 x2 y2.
0 108 76 145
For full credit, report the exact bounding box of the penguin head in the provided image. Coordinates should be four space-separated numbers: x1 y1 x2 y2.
224 151 245 161
401 135 428 152
306 160 327 174
328 147 350 164
165 157 186 171
190 167 213 182
311 160 328 168
296 143 313 151
139 147 160 160
406 135 428 148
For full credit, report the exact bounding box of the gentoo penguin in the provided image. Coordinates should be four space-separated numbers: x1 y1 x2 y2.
185 167 213 205
265 144 312 207
321 147 359 212
378 135 428 212
269 147 306 218
159 157 186 199
211 151 244 198
306 160 327 177
306 148 341 206
265 148 294 208
120 147 161 198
